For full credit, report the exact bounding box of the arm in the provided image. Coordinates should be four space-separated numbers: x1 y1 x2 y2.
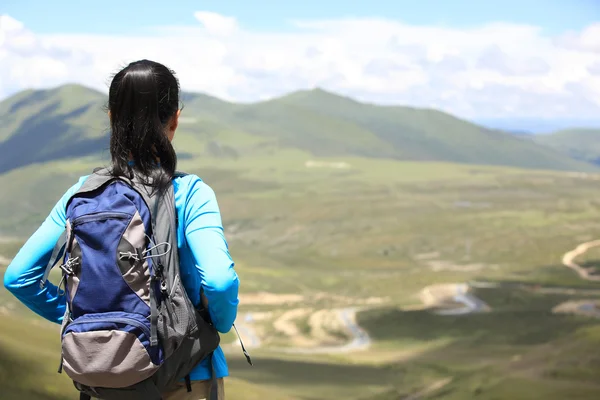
3 176 87 324
183 178 239 333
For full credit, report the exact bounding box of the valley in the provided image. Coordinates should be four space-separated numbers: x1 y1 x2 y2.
1 85 600 399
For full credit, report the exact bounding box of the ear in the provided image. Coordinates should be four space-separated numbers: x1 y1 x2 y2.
167 109 180 142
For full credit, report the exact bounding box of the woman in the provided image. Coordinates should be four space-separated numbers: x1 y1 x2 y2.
3 59 239 400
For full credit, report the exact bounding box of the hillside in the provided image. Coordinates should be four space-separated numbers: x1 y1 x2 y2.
0 84 595 174
0 84 108 173
3 156 600 399
533 129 600 165
2 84 600 399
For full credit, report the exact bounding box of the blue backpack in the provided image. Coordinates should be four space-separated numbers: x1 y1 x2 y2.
40 168 223 399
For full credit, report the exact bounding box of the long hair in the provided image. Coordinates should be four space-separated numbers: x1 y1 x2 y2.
108 59 179 193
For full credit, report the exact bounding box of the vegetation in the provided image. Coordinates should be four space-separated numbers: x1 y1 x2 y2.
1 84 600 399
533 128 600 165
0 84 595 177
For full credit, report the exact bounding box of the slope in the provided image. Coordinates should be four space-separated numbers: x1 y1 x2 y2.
0 84 596 176
0 84 109 173
533 129 600 165
276 88 596 171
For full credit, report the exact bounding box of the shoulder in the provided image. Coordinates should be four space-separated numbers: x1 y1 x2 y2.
60 175 90 204
173 173 217 206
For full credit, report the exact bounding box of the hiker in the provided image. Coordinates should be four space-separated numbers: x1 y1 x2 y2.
4 59 240 400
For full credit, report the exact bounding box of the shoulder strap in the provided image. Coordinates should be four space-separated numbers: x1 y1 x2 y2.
72 167 116 196
39 229 67 289
40 167 116 290
124 171 179 347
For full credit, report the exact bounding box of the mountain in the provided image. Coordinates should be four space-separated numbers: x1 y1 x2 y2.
0 84 596 174
477 118 600 134
0 84 108 173
507 130 534 137
274 89 592 169
533 129 600 165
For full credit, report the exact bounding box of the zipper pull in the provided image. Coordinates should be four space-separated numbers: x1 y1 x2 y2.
57 354 64 374
233 324 253 366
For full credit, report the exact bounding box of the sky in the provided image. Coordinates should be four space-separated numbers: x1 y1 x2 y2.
1 0 600 122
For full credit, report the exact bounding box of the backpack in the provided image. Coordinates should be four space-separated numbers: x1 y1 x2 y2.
40 168 221 400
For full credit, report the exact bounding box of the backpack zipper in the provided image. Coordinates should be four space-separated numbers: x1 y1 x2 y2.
72 212 130 227
65 316 152 340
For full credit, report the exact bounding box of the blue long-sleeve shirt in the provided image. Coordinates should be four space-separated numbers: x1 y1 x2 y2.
3 173 239 381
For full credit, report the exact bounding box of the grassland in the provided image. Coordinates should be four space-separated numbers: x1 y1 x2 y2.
2 82 600 399
2 152 600 399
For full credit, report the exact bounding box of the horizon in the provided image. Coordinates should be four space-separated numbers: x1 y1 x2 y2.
1 1 600 125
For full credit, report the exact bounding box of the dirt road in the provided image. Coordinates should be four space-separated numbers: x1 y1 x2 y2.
561 240 600 281
279 307 371 354
420 283 490 315
232 307 371 354
554 241 600 318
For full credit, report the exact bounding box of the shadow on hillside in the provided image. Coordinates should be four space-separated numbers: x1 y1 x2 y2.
357 303 597 346
228 354 388 387
579 260 600 277
9 90 52 114
0 102 109 174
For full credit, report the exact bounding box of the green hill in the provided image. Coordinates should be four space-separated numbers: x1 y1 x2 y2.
274 89 597 170
0 84 108 173
533 129 600 165
2 84 600 399
0 84 595 174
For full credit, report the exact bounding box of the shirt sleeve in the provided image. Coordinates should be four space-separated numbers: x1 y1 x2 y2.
3 176 88 324
183 177 239 333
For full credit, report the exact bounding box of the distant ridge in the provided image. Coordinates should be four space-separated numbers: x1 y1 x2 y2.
533 128 600 165
0 83 596 174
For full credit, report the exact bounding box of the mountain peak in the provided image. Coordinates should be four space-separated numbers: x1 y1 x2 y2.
287 86 354 99
0 85 90 116
276 87 364 109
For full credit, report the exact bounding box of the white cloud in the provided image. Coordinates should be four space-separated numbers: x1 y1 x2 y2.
555 23 600 53
587 61 600 76
193 11 239 36
1 12 600 119
476 45 550 76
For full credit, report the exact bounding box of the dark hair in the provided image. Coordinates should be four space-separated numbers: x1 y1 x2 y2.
108 59 179 192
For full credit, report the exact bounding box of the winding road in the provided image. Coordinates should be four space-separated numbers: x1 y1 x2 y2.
279 307 371 354
232 307 371 354
561 240 600 282
232 282 490 355
558 240 600 318
436 284 489 315
421 283 490 315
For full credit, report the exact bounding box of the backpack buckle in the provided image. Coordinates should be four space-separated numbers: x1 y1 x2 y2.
60 257 80 276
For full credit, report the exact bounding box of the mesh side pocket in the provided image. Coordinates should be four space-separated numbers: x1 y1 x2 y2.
157 274 196 359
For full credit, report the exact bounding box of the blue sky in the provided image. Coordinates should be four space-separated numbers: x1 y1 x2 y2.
1 0 600 122
2 0 599 35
